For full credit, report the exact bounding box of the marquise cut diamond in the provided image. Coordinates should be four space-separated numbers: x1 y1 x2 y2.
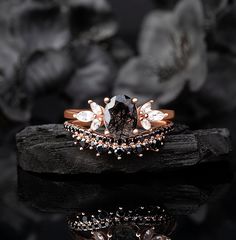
75 111 95 122
143 228 155 240
90 118 102 130
147 110 166 122
93 232 105 240
140 102 152 114
141 118 151 130
90 102 103 115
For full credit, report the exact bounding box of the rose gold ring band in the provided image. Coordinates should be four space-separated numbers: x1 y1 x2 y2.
64 109 175 128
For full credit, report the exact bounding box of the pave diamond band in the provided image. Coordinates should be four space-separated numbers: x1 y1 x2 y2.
64 95 175 159
68 206 175 240
64 120 173 159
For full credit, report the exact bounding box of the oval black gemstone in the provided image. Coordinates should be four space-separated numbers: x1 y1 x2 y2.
96 144 107 154
104 95 137 139
135 144 144 154
114 147 125 156
108 147 114 153
150 140 161 150
79 139 88 148
98 210 108 220
116 208 125 217
126 146 133 154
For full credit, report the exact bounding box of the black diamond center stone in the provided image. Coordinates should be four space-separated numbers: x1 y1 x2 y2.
104 95 137 139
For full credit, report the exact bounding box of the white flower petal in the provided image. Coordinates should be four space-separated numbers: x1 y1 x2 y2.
74 111 95 122
90 102 103 115
147 110 166 122
141 118 151 130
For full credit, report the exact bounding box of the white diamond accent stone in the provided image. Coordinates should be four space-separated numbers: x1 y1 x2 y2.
90 102 103 115
93 232 105 240
75 111 95 122
147 110 166 122
90 118 102 130
140 102 152 114
151 235 169 240
143 228 155 240
141 118 151 130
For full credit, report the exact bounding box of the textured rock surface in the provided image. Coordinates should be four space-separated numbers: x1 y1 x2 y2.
16 124 231 174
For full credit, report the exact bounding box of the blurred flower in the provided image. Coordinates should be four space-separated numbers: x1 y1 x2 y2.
212 3 236 54
64 43 117 107
0 0 118 122
114 0 207 105
201 0 229 28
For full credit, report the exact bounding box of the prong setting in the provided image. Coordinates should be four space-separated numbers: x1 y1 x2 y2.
104 97 110 104
65 95 174 159
104 129 110 135
133 129 139 134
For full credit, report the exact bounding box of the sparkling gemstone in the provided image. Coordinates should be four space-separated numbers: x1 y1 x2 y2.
90 102 103 115
114 147 125 157
108 147 114 153
98 210 108 220
141 118 151 130
126 146 133 154
75 111 95 122
116 208 125 217
151 235 169 240
96 144 104 154
148 110 166 122
150 140 161 150
135 206 147 216
82 216 88 222
135 144 144 154
90 118 102 130
140 102 152 114
79 139 88 148
104 95 137 139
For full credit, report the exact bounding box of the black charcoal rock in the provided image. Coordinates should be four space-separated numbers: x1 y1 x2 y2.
16 124 231 174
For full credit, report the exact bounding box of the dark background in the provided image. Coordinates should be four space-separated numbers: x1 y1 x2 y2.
0 0 236 239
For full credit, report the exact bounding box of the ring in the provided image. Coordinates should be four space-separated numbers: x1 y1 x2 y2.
64 95 175 159
68 206 175 240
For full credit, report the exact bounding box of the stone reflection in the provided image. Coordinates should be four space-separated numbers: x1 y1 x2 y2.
68 206 175 240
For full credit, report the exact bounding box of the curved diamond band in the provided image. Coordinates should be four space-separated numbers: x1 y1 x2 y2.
64 95 175 159
68 206 175 240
